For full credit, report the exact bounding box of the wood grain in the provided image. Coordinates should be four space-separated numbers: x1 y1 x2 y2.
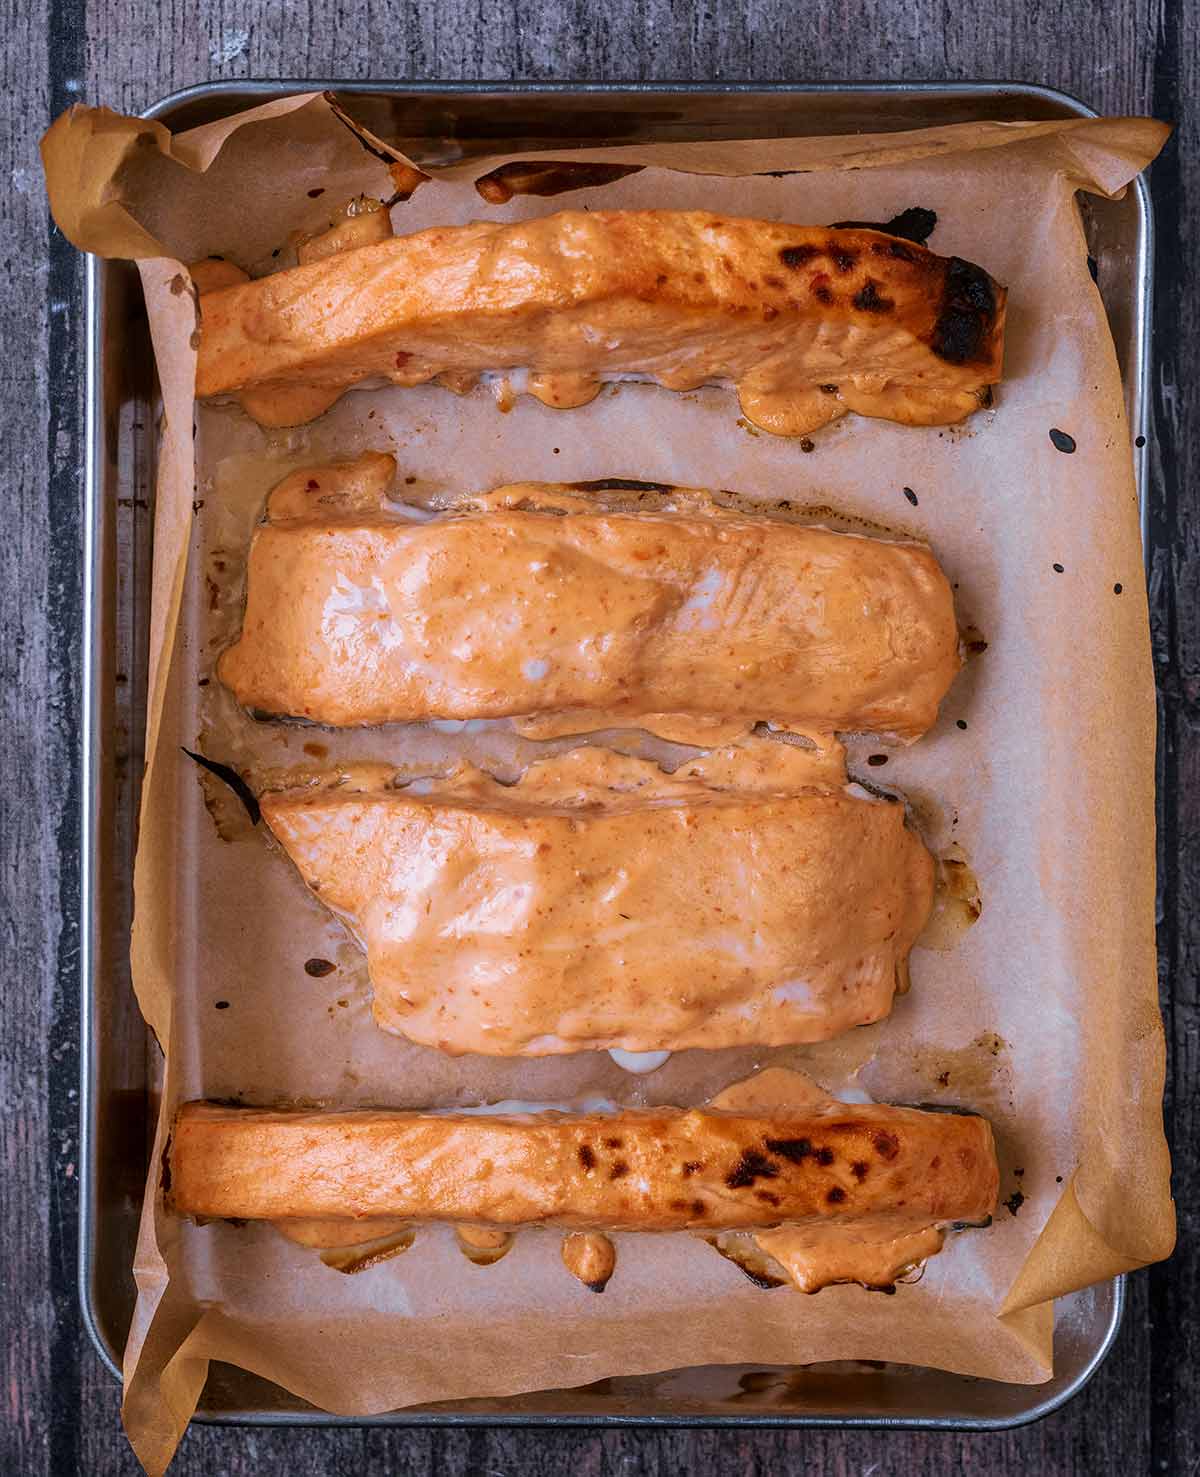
3 0 1193 1471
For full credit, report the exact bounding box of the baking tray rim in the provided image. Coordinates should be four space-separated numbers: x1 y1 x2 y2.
78 75 1151 1430
164 1274 1129 1433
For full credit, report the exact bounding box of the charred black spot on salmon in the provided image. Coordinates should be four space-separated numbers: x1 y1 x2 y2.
755 1190 781 1206
578 1145 596 1170
1003 1191 1026 1216
763 1137 813 1163
813 285 833 304
831 249 858 273
656 273 668 286
304 958 335 978
181 748 261 825
853 279 893 314
681 1160 703 1176
851 1161 869 1181
1049 428 1077 454
827 1186 847 1204
870 239 917 262
692 1199 707 1216
829 207 937 245
669 1197 687 1210
779 244 819 268
568 478 676 495
609 1160 629 1180
931 257 998 366
820 384 839 394
725 1149 780 1189
605 1137 624 1150
815 1147 835 1167
473 160 643 205
873 1131 900 1161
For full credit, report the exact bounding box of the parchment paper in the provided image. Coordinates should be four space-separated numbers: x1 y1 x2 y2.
41 95 1174 1474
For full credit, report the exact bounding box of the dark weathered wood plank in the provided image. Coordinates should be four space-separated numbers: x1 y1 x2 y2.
3 0 1192 1472
1145 3 1200 1476
1 0 84 1470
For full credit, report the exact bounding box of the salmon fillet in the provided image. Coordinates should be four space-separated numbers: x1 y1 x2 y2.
168 1098 998 1234
218 469 961 742
260 744 935 1056
194 209 1005 434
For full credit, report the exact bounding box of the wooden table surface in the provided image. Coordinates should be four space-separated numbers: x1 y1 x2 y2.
3 1 1195 1472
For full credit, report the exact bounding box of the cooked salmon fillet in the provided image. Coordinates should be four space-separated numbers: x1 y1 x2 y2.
260 743 935 1056
168 1097 998 1233
217 467 961 742
194 209 1005 433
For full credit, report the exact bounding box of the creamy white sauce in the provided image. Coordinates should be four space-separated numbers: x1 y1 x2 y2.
447 884 534 933
324 571 388 636
489 367 530 395
523 658 551 680
435 1097 618 1116
322 573 415 654
674 567 724 630
608 1048 671 1074
835 1084 876 1104
380 498 438 522
428 718 495 734
525 1033 574 1054
772 978 817 1007
710 929 765 966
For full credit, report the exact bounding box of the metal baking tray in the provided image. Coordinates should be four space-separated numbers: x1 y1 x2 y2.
80 80 1152 1429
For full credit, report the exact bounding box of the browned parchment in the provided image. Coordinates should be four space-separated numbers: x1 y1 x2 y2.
41 94 1173 1475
